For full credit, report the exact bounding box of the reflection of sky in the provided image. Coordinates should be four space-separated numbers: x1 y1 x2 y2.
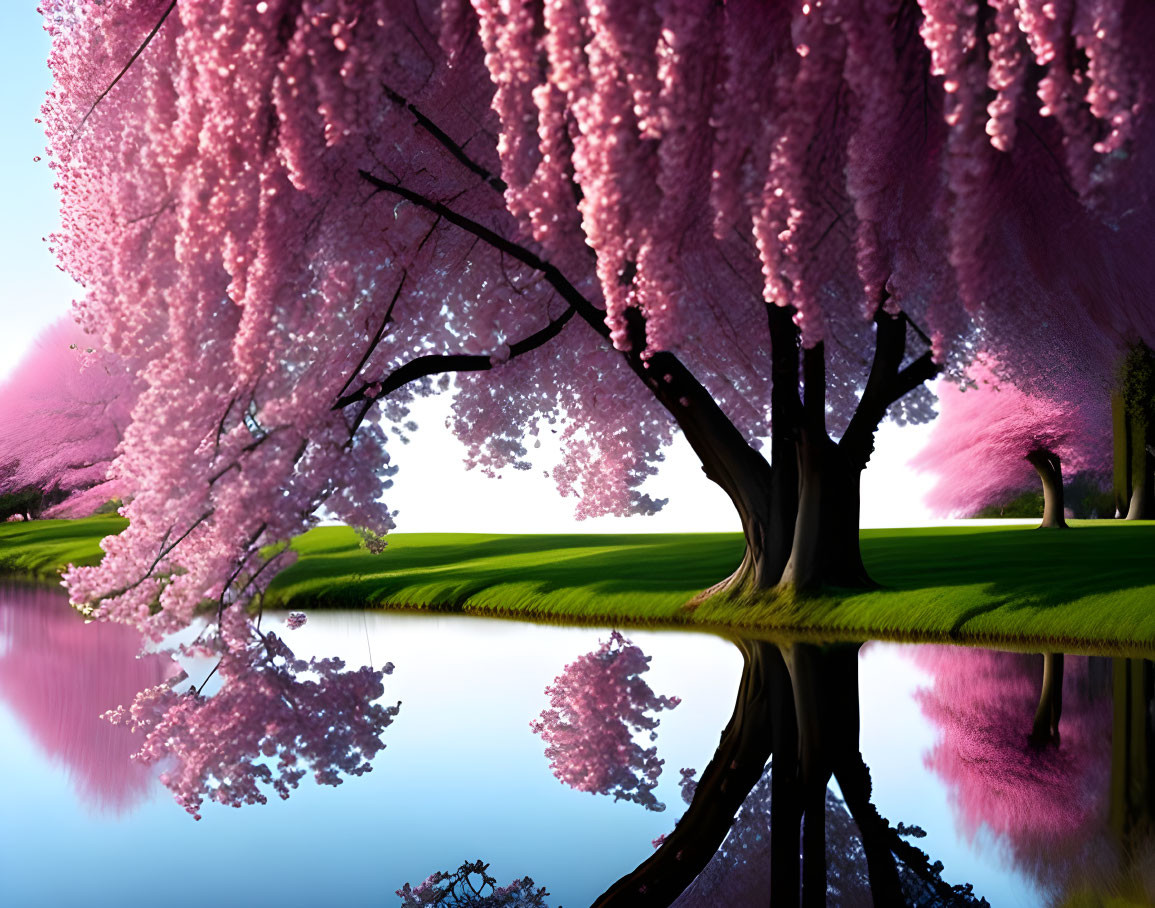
0 593 742 908
1 588 1068 907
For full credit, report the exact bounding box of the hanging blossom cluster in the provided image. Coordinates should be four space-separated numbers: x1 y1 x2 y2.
104 608 399 819
911 356 1111 516
530 630 681 811
465 0 1149 352
396 860 551 908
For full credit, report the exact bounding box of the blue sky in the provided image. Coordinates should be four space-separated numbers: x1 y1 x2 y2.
0 5 79 383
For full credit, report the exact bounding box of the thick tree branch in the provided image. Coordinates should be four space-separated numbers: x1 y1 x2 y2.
890 349 940 404
358 170 774 523
841 310 940 468
333 303 577 409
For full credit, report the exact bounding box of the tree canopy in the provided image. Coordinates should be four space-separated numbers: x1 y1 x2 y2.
40 0 1155 628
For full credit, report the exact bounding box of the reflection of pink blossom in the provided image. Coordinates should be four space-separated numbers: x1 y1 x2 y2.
914 647 1111 866
285 611 307 630
530 631 680 811
0 584 177 813
106 609 399 819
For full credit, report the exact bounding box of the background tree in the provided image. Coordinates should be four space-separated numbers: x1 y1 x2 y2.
1113 342 1155 518
911 358 1111 528
0 316 139 517
41 1 1155 634
529 630 681 812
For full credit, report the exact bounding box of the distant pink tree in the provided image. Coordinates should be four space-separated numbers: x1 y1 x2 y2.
530 631 680 811
0 583 176 812
914 646 1112 888
0 316 140 516
105 607 399 819
912 359 1110 527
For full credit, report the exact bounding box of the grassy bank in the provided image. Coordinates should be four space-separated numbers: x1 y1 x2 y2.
3 517 1154 654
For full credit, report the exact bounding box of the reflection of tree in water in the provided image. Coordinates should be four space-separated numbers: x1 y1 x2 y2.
916 647 1155 903
530 630 681 811
0 583 177 813
594 639 986 907
396 859 550 907
107 607 399 819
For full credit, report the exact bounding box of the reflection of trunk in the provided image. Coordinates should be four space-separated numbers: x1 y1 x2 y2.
600 638 982 906
591 639 781 907
1029 652 1064 748
1110 658 1154 847
1026 448 1068 528
780 643 905 907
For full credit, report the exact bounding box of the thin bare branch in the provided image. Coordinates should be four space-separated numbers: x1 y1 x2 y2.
75 0 179 135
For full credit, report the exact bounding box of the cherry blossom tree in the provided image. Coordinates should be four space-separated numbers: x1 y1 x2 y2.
40 0 1155 634
530 630 680 811
912 358 1111 527
105 607 399 819
0 583 176 813
0 316 140 517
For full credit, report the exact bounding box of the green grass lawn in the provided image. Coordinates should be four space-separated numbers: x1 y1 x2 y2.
2 517 1153 654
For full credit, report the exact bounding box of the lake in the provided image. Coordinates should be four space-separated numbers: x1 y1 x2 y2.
0 583 1149 907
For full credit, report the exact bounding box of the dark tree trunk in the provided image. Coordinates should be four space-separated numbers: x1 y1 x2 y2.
1026 448 1068 529
777 426 872 592
1124 404 1154 519
1115 343 1155 520
1028 652 1064 748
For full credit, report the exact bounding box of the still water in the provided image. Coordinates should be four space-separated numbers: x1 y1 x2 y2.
0 583 1150 907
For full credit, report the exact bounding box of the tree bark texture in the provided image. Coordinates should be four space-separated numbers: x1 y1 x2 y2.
1115 343 1155 520
1026 448 1068 529
1124 404 1154 519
